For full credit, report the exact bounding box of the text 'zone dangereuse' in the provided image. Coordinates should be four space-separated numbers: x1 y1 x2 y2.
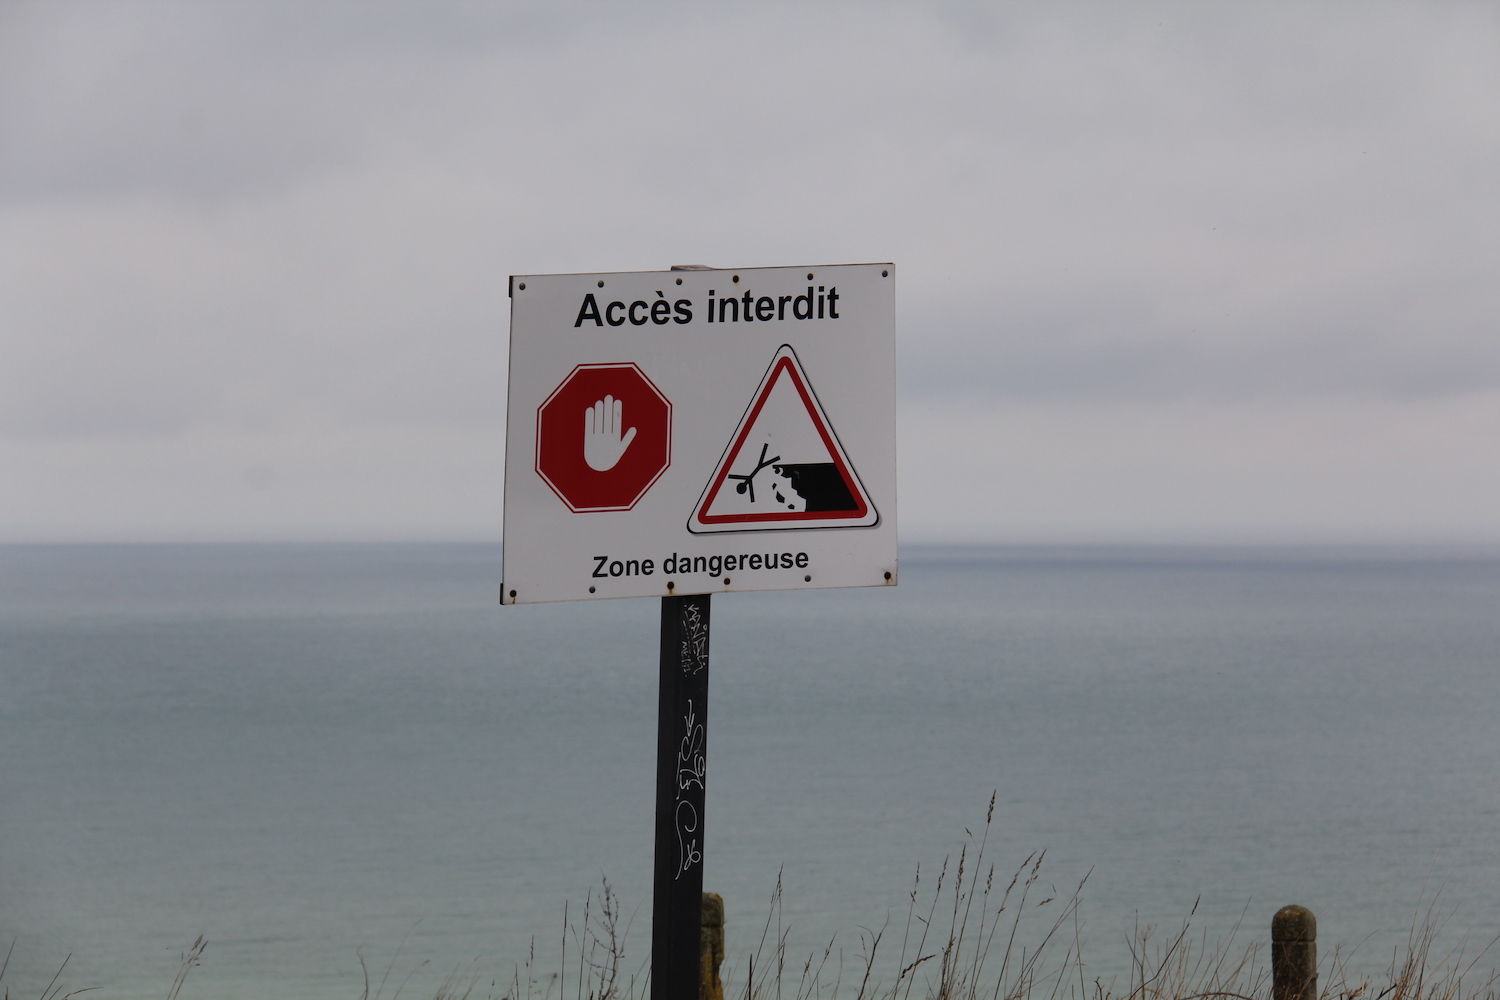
591 551 810 580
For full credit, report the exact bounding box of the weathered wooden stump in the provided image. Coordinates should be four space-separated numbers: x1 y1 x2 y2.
701 893 724 1000
1272 905 1317 1000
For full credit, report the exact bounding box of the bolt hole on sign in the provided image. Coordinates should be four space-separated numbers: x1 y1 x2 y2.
502 264 896 605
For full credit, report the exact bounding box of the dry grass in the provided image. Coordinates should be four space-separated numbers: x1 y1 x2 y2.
3 802 1495 1000
0 940 96 1000
495 794 1499 1000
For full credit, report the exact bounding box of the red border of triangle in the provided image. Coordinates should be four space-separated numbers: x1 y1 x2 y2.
693 354 870 525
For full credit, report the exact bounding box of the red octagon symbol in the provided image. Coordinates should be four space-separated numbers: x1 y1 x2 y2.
536 363 672 512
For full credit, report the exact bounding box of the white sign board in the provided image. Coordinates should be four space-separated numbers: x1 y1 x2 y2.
502 263 896 604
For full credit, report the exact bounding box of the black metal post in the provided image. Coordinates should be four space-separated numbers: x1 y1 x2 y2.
652 594 710 1000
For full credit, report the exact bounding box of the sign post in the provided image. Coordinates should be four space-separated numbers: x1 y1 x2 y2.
652 593 710 1000
503 262 896 1000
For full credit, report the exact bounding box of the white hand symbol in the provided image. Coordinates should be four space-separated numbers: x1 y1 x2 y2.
583 395 637 471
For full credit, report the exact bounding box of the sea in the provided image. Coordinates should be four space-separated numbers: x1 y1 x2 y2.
1 544 1497 1000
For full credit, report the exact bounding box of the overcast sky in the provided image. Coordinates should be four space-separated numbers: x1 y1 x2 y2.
3 1 1497 544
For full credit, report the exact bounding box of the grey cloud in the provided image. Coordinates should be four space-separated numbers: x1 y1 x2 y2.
0 1 622 204
1 1 1495 540
899 257 1500 401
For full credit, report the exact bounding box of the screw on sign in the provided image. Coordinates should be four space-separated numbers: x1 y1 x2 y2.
535 363 672 512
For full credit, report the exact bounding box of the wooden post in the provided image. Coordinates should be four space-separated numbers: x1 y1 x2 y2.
701 893 725 1000
652 594 710 1000
1272 905 1317 1000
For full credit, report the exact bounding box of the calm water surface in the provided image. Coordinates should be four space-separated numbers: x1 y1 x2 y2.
1 544 1497 999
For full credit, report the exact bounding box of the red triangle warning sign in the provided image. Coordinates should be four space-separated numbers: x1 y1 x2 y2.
689 345 879 533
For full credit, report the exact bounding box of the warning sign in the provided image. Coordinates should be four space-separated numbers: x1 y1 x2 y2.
502 262 895 604
690 346 877 532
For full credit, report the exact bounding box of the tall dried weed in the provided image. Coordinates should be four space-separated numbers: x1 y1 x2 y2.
495 794 1497 1000
3 801 1494 1000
